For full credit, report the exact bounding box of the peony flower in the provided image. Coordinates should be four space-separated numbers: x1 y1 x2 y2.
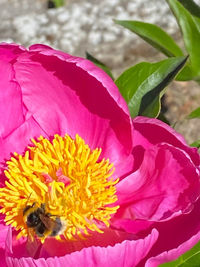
0 43 199 267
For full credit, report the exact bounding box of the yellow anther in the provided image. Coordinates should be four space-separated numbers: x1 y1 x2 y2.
0 134 119 242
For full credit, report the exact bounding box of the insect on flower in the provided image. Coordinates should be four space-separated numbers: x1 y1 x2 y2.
23 202 65 239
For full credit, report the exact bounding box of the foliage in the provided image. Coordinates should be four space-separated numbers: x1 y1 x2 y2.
48 0 65 8
115 57 187 118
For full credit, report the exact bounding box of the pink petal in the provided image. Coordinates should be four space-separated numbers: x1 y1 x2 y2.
0 55 25 139
0 250 6 267
0 44 25 153
0 221 8 249
6 229 158 267
5 227 42 265
29 44 130 118
145 232 200 267
0 223 8 267
0 43 25 62
111 218 153 235
132 116 200 166
11 45 133 178
144 198 200 266
29 44 54 52
40 228 136 257
0 116 48 183
115 143 200 224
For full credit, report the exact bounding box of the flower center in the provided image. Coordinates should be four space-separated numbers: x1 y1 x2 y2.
0 134 119 242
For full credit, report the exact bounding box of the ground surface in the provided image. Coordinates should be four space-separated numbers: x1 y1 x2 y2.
1 0 200 143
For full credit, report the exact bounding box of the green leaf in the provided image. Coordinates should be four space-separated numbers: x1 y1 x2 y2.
167 0 200 78
114 20 184 57
176 64 195 81
178 0 200 19
157 112 171 125
86 52 114 80
181 0 200 32
159 242 200 267
49 0 64 8
190 140 200 148
115 56 187 118
178 251 200 266
193 16 200 34
188 107 200 119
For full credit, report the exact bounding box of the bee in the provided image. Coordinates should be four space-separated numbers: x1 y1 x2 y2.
23 202 65 238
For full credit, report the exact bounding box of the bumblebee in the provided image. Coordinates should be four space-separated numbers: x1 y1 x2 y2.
23 203 64 238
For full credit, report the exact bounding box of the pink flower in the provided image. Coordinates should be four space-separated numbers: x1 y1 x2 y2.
0 43 199 267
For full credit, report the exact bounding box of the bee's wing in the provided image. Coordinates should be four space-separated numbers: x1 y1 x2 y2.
39 214 56 230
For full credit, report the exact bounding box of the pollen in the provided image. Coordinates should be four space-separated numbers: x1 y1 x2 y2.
0 134 119 242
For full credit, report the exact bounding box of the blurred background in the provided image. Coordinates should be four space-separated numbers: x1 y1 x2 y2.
0 0 200 143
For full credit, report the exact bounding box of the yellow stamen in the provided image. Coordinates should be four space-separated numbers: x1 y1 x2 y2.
0 134 119 242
